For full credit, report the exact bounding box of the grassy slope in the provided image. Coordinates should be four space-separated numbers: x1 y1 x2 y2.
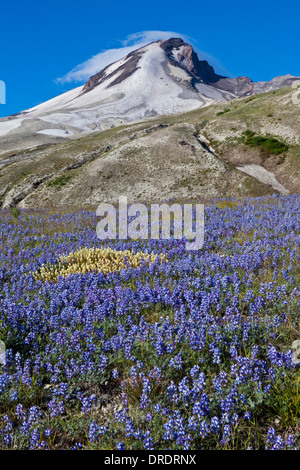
0 86 299 208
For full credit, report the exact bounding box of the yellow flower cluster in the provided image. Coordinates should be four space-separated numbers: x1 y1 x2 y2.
32 246 167 283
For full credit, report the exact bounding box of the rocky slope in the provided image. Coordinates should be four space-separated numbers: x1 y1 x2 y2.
0 83 299 208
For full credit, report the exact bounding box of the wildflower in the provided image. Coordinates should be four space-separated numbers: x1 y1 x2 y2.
178 377 190 402
220 424 231 446
48 399 64 417
44 428 53 437
143 430 154 450
72 442 83 450
210 416 220 434
198 420 210 438
116 441 126 450
193 393 210 417
2 433 12 448
88 420 102 443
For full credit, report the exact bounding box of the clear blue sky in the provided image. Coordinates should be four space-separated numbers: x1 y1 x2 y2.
0 0 299 117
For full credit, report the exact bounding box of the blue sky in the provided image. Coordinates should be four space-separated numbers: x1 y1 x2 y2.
0 0 299 117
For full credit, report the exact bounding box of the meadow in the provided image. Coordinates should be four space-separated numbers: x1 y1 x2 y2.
0 194 299 450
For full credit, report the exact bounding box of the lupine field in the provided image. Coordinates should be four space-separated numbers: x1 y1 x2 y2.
0 194 299 450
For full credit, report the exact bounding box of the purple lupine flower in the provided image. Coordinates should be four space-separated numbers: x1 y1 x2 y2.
30 428 40 449
143 430 154 450
88 420 100 443
116 441 126 450
2 433 12 448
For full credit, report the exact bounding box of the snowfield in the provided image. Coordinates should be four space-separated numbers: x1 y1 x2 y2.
0 41 215 139
36 128 74 137
0 119 24 136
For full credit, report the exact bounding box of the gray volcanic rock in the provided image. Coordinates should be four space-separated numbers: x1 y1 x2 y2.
160 38 224 84
212 74 300 97
160 38 300 98
82 49 145 93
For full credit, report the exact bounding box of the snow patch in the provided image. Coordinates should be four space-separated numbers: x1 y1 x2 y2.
195 83 228 101
167 63 192 82
236 163 289 195
0 119 23 136
37 128 74 137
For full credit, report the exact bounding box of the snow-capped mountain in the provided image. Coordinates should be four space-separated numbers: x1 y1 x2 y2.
0 37 299 150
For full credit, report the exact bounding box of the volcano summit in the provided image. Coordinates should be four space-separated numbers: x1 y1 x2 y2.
0 37 299 155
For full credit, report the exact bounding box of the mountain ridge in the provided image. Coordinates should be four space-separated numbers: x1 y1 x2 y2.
0 37 299 157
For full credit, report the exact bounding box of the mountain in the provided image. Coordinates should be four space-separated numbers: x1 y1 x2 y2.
0 37 299 156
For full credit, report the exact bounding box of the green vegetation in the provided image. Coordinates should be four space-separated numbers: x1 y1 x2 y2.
47 174 72 188
216 108 231 116
11 207 20 218
242 130 289 155
245 96 257 103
